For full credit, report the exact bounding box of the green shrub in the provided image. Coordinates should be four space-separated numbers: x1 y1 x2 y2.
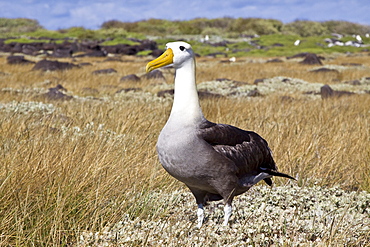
227 18 282 35
282 20 328 37
0 18 41 33
322 20 370 35
101 37 140 46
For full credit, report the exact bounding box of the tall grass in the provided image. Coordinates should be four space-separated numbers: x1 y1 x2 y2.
0 54 369 245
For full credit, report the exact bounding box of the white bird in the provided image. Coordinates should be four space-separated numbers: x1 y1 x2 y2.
146 41 295 228
229 56 236 62
356 35 362 43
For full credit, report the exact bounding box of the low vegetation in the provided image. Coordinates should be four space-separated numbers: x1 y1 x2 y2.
101 18 370 37
0 17 369 246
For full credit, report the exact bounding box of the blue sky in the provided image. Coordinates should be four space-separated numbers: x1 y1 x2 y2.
1 0 370 30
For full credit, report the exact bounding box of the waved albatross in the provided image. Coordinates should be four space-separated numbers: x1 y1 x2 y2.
146 41 295 228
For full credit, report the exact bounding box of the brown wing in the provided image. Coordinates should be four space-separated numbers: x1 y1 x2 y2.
197 121 277 176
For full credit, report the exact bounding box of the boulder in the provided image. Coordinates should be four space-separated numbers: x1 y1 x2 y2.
32 60 79 71
157 89 174 97
142 70 166 81
7 55 34 65
116 88 142 93
320 84 354 99
300 53 323 65
92 68 117 75
43 84 73 101
310 68 339 73
267 58 284 63
120 74 141 82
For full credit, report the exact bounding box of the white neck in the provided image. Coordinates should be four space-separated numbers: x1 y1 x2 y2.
167 57 204 126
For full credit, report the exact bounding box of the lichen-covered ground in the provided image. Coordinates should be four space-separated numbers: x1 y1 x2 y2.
79 185 370 246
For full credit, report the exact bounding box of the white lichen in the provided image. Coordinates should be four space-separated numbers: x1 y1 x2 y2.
0 101 56 115
78 185 370 246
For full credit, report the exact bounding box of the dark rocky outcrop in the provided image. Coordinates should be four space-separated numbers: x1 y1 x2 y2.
198 90 224 99
254 78 266 84
320 84 354 99
267 58 284 63
150 49 165 57
310 68 339 73
0 38 159 57
299 53 323 65
32 60 79 71
157 89 174 97
116 88 142 93
43 84 73 101
7 55 34 65
287 52 310 59
120 74 141 82
344 79 361 85
142 70 166 80
92 68 117 74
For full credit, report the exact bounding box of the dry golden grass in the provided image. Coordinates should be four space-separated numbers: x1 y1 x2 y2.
0 52 369 245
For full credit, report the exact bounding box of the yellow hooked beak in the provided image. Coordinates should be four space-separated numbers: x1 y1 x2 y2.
146 48 174 73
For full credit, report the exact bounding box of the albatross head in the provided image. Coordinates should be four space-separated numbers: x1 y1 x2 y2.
146 41 194 72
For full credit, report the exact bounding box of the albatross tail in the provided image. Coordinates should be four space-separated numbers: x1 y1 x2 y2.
260 167 296 180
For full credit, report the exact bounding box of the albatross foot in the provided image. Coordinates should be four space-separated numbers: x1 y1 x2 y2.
223 204 232 226
196 204 204 228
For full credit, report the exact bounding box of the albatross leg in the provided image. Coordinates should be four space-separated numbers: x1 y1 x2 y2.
196 204 204 228
223 203 232 226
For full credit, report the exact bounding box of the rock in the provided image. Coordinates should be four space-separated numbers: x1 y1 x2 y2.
81 87 99 96
142 70 165 80
247 88 262 97
287 52 309 59
120 46 140 55
198 90 224 99
116 88 142 93
344 80 361 85
32 60 79 71
267 58 283 63
157 89 174 97
150 49 165 57
214 78 248 86
21 43 40 55
79 62 93 66
52 47 73 57
310 68 339 73
300 53 323 65
341 63 362 67
92 68 117 75
320 84 354 99
43 84 73 101
103 57 123 62
120 74 141 82
102 44 129 54
7 55 34 65
254 78 265 84
75 50 107 57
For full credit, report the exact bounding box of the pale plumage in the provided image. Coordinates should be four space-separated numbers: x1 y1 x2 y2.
146 41 295 228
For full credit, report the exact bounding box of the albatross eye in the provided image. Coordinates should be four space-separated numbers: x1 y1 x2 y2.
179 46 185 51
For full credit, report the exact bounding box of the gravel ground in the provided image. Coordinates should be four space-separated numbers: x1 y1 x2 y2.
79 185 369 246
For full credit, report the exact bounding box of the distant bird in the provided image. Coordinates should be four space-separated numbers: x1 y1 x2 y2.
294 39 301 46
355 35 362 43
229 56 236 62
146 41 295 228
